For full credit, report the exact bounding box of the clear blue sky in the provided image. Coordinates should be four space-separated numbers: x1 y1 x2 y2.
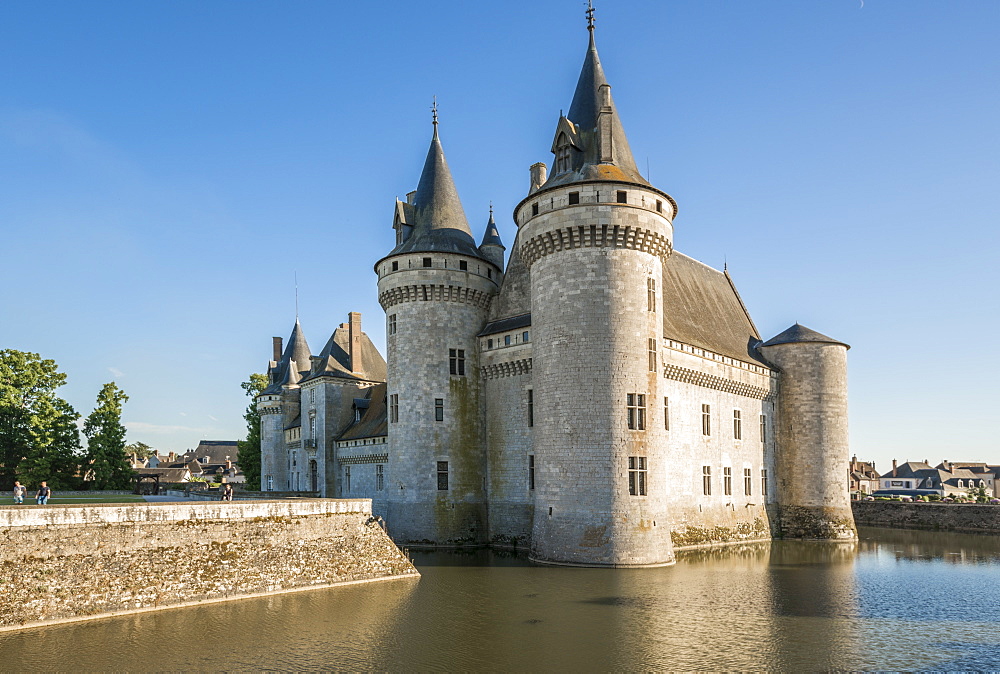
1 1 997 473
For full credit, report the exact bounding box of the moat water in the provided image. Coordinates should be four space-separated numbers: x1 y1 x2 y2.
3 527 1000 670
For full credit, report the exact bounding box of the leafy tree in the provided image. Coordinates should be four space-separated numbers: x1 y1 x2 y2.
237 373 268 491
84 382 133 489
0 349 82 489
125 441 156 461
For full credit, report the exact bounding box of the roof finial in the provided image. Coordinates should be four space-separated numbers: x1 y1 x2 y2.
431 96 438 127
294 271 299 319
489 200 493 216
586 0 595 32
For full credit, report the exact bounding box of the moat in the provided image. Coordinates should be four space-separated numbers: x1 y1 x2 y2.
2 527 1000 670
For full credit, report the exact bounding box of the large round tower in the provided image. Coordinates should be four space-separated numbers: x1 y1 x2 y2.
758 324 856 540
375 118 502 545
517 23 677 566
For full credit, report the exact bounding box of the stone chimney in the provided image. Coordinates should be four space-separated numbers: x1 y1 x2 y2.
349 312 363 374
529 163 547 194
272 336 283 362
597 83 614 163
851 455 857 472
892 459 897 477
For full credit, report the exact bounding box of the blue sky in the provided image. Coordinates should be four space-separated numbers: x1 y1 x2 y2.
1 1 997 473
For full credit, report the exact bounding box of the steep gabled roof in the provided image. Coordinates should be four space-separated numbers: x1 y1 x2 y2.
306 324 387 383
660 252 767 366
263 319 312 394
338 383 388 441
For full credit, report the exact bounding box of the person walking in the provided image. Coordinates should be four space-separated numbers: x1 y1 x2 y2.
13 481 25 504
35 481 50 505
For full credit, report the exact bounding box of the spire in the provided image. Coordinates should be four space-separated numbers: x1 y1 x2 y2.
540 8 647 189
284 318 312 371
479 203 504 248
412 105 472 237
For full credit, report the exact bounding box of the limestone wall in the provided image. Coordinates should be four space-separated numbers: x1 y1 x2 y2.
852 501 1000 534
0 500 418 631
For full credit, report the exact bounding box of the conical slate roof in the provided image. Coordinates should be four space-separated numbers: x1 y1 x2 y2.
389 122 483 259
479 208 504 248
541 26 649 189
262 319 312 394
759 323 850 349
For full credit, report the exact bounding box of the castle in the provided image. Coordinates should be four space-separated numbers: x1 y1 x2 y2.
257 16 857 567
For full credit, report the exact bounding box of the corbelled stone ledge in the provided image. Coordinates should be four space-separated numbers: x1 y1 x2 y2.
0 499 419 632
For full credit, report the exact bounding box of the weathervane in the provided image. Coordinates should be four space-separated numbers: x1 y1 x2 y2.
431 96 438 127
586 0 595 32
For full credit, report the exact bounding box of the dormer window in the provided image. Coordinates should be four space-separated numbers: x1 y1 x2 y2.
555 134 572 173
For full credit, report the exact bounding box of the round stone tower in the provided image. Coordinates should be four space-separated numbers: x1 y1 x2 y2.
258 319 311 492
758 324 856 540
516 24 677 566
376 119 502 545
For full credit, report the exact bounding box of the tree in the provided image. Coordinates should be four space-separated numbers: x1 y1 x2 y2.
237 373 268 491
0 349 82 489
125 441 156 461
84 382 133 489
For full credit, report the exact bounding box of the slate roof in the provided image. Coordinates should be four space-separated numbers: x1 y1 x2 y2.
304 323 387 383
541 28 650 190
487 230 532 321
759 323 850 349
263 319 312 394
338 383 388 441
479 313 531 337
384 124 485 260
136 467 190 482
660 252 768 366
479 209 505 249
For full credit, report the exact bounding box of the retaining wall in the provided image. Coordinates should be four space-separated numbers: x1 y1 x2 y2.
0 499 418 631
852 501 1000 534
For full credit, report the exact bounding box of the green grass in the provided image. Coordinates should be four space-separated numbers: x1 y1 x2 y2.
45 495 147 504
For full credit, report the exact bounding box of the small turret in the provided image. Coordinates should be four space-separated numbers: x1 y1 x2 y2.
478 206 505 269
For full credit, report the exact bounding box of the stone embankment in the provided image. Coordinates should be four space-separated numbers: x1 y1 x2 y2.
0 499 418 631
852 500 1000 534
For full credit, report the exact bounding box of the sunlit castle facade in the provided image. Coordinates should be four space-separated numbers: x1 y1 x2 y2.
258 16 856 567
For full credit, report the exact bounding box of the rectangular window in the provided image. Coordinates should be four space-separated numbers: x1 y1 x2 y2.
702 404 711 436
617 190 627 204
504 335 511 346
527 389 534 427
656 199 663 213
744 468 752 496
423 257 432 267
388 314 397 335
647 278 656 312
459 260 468 271
663 396 670 431
568 191 580 205
733 409 742 440
703 465 712 496
760 414 766 444
434 398 444 422
529 454 535 490
344 465 351 493
648 338 657 372
627 393 646 430
389 394 399 423
376 464 384 491
449 348 466 376
392 261 399 271
488 268 492 279
523 331 529 342
266 475 273 491
532 202 539 216
724 467 732 496
487 338 493 349
762 469 768 498
628 456 648 496
437 461 449 491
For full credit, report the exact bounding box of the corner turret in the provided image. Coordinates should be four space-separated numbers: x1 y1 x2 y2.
478 206 505 269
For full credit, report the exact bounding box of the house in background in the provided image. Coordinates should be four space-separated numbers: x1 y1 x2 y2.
879 459 997 496
849 456 879 496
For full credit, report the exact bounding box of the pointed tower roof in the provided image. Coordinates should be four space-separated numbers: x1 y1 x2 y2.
541 14 649 190
759 323 850 349
388 113 484 259
262 319 312 394
479 206 504 248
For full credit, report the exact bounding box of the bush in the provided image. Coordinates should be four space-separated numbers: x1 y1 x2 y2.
928 494 942 501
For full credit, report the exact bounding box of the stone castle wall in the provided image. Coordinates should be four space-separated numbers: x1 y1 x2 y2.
0 500 418 631
852 501 1000 534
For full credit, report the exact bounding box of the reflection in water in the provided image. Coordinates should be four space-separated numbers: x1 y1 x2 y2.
3 529 1000 670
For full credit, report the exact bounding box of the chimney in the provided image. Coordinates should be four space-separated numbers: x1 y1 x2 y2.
597 83 614 163
892 459 897 477
851 455 857 472
529 163 547 194
348 312 363 374
272 337 283 362
226 459 232 470
169 451 176 461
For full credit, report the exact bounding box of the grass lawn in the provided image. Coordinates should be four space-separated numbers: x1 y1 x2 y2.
47 495 147 504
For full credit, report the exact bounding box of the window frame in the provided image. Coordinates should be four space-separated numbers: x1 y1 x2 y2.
628 456 648 496
702 404 711 436
627 393 646 431
437 461 449 491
